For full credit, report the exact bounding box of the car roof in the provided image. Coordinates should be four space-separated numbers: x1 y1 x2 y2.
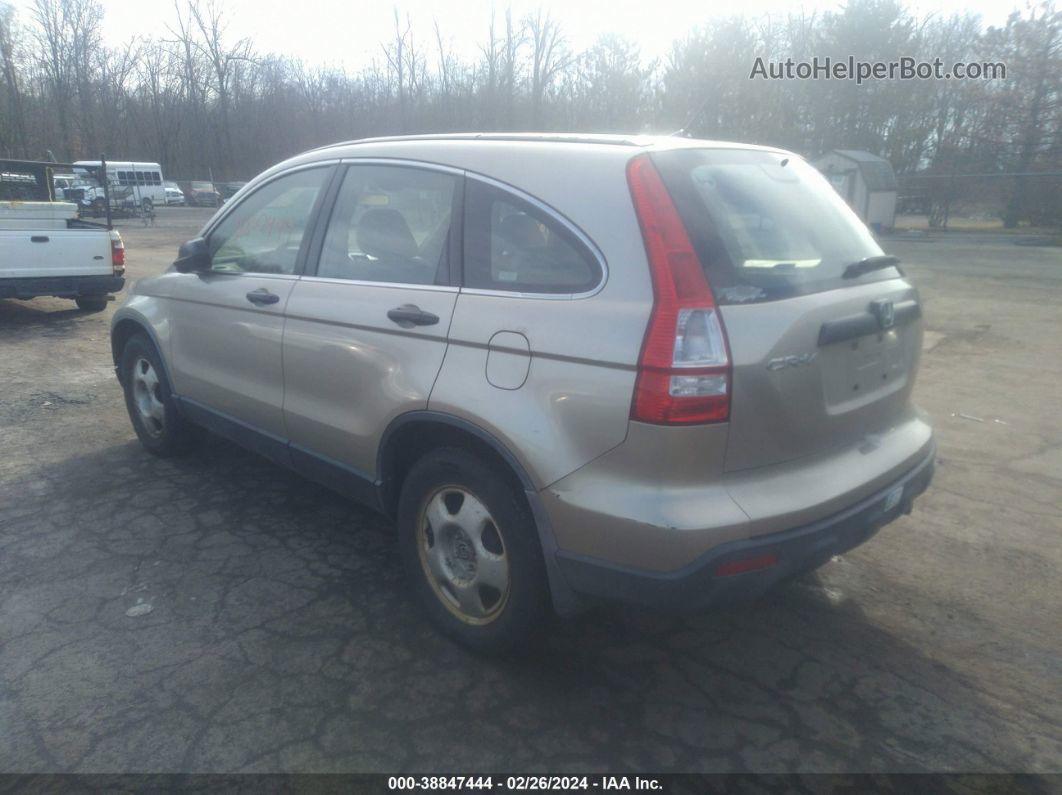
256 133 792 190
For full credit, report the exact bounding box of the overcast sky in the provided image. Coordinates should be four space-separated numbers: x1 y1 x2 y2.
11 0 1023 70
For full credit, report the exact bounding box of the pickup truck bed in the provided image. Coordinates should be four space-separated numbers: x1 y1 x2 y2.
0 201 125 310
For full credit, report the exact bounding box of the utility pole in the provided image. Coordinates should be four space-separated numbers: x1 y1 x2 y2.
101 154 112 230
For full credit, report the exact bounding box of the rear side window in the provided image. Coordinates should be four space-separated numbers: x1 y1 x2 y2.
463 180 601 294
316 164 457 286
651 149 896 303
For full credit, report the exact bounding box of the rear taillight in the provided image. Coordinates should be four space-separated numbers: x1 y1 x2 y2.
110 231 125 274
626 154 730 424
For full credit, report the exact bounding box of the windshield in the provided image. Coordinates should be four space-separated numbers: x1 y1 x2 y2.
651 148 898 303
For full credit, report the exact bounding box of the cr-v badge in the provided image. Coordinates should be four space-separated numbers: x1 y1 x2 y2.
766 352 817 371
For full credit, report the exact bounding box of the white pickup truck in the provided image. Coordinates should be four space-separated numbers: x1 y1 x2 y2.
0 199 125 312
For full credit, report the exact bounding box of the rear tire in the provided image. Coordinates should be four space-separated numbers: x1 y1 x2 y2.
119 333 202 456
397 447 551 655
75 295 108 312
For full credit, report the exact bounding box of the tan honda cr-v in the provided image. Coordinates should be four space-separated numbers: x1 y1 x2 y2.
111 134 934 653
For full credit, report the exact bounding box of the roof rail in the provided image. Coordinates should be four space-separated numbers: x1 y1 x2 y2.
309 132 651 154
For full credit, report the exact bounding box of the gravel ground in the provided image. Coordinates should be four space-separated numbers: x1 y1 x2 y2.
0 208 1059 774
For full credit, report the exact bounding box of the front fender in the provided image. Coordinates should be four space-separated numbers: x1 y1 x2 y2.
110 296 175 388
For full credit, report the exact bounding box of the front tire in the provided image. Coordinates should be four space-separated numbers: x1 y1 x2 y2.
397 448 551 654
119 333 202 456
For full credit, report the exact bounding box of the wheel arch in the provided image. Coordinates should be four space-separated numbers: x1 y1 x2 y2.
111 313 172 387
377 411 535 520
376 411 581 615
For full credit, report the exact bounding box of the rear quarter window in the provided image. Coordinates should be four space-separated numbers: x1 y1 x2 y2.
463 180 602 295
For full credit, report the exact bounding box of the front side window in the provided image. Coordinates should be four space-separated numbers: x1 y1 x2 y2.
208 168 329 275
316 165 457 286
463 181 600 294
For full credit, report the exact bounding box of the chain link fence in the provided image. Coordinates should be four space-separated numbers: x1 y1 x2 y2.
896 171 1062 230
164 175 252 208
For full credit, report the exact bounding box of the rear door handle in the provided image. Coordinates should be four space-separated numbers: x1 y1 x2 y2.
387 304 439 328
31 236 49 243
245 288 280 306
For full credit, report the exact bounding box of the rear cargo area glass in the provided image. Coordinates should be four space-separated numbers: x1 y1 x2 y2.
651 149 900 304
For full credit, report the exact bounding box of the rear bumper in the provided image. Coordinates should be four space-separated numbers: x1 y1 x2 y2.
0 274 125 300
555 446 934 610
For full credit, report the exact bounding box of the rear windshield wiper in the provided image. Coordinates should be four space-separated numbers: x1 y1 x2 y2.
842 255 901 279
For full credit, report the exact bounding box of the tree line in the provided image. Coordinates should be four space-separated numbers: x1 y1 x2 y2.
1 0 1059 226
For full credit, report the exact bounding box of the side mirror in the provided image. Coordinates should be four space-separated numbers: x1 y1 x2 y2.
174 237 210 273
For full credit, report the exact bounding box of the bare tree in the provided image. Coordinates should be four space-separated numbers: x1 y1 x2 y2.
168 0 208 171
32 0 78 155
0 0 1058 228
187 0 253 173
0 2 29 156
577 34 652 132
382 8 415 132
984 2 1062 226
525 9 569 127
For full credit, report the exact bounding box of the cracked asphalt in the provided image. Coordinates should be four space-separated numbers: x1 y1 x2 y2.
1 209 1059 774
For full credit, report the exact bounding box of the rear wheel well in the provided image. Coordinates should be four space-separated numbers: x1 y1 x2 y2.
380 420 532 521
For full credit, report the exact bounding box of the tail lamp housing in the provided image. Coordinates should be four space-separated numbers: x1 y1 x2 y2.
110 231 125 275
626 154 731 424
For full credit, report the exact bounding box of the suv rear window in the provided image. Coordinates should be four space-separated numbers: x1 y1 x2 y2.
651 148 898 304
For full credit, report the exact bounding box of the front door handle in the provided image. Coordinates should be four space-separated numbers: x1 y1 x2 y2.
31 236 49 243
387 304 440 328
246 288 280 306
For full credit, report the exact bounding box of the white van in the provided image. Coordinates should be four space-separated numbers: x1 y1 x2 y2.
73 160 167 210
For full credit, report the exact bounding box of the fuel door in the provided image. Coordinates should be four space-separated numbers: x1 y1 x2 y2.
486 331 531 390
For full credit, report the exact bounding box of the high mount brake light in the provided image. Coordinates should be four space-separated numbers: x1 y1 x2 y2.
626 154 731 425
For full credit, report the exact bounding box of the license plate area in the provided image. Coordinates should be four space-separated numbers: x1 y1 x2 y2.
821 327 909 410
848 329 902 389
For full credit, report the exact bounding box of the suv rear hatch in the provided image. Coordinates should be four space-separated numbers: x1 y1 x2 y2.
651 147 922 472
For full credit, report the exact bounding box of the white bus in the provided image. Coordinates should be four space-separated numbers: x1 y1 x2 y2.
72 160 167 210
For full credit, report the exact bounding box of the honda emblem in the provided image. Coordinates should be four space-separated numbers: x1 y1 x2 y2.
870 298 895 330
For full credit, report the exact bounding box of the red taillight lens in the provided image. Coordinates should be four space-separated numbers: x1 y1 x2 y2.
111 233 125 273
632 368 729 424
627 154 731 425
